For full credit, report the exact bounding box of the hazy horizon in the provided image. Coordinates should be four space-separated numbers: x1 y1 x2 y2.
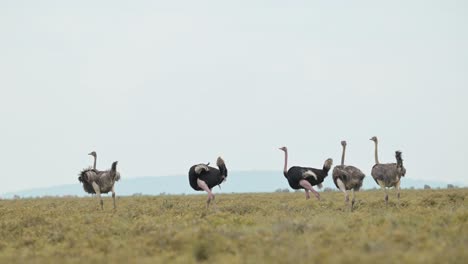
1 1 467 194
2 170 464 199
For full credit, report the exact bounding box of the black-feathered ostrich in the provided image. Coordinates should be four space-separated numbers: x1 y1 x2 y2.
279 146 333 201
370 136 406 205
79 153 121 210
188 157 228 209
332 141 365 209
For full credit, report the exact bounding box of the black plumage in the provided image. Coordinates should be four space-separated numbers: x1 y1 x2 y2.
188 157 228 208
279 146 332 200
284 165 331 190
188 164 227 191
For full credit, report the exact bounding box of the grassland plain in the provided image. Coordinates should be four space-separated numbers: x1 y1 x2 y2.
0 189 467 264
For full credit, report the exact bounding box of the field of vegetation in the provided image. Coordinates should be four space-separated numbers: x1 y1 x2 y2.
0 188 467 263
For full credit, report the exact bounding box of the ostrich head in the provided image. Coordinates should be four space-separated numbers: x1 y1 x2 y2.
323 158 333 170
279 146 287 152
369 136 378 143
341 141 347 147
88 151 97 157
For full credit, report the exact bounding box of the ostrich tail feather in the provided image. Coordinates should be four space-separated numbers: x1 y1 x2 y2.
216 157 225 167
395 151 403 167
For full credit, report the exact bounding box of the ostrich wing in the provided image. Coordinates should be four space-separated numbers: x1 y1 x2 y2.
302 170 318 180
344 166 365 180
78 168 99 183
371 163 401 187
194 164 210 174
78 168 99 194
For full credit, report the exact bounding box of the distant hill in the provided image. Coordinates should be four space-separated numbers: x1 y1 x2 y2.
1 171 464 198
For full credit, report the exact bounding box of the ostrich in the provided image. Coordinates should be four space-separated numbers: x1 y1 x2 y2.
332 141 365 210
279 146 333 201
188 157 228 209
370 136 406 205
79 161 121 210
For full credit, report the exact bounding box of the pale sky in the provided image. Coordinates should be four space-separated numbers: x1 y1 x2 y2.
1 0 467 194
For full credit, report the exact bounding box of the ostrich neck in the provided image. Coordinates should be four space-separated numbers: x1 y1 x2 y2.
374 142 379 164
93 156 97 170
341 145 346 166
283 150 288 175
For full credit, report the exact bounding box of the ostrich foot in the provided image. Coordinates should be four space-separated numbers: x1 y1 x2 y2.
305 192 311 200
314 192 321 201
211 195 218 211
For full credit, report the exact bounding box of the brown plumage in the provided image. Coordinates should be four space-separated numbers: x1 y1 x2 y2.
370 136 406 205
332 140 365 210
78 153 120 210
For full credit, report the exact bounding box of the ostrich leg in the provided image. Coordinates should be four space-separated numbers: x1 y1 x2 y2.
209 188 218 210
337 179 352 211
395 180 401 206
336 179 349 205
111 186 116 210
304 189 311 199
92 182 103 210
351 189 356 210
377 180 388 206
385 189 388 205
299 180 320 201
197 179 215 209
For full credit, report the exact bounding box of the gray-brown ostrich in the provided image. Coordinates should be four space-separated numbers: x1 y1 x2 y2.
188 157 228 209
279 146 333 201
370 136 406 205
79 161 121 210
332 140 365 210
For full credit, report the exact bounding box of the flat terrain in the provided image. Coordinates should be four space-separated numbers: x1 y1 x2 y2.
0 189 467 263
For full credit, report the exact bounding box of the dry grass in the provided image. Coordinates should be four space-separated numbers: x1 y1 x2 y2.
0 188 467 263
